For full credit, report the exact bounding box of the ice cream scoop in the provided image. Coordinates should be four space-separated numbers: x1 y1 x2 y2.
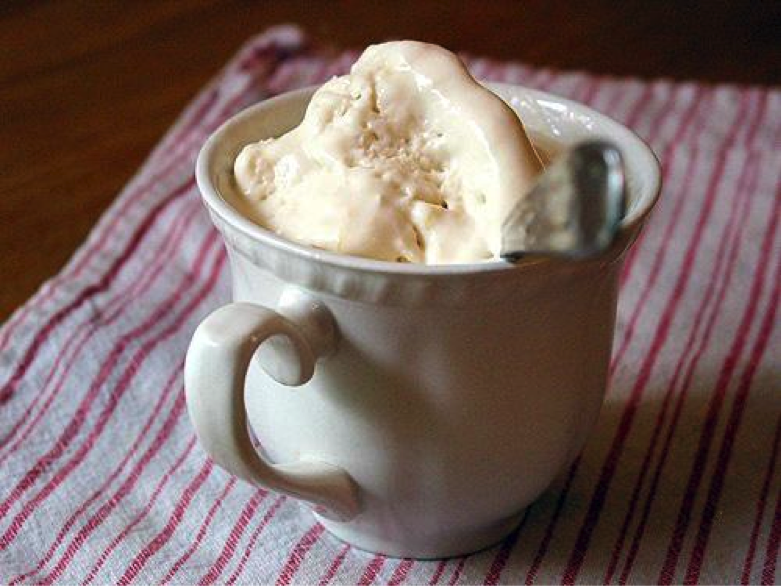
233 40 543 264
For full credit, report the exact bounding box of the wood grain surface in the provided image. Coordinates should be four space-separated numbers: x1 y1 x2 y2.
1 0 779 320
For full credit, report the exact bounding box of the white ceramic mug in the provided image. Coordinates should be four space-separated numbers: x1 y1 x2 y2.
185 83 660 558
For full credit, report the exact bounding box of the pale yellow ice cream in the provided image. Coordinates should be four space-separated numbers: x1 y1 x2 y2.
234 41 543 264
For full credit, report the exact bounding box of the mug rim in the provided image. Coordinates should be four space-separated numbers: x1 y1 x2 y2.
196 83 662 277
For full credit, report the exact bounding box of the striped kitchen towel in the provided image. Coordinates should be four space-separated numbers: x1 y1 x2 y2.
0 25 779 585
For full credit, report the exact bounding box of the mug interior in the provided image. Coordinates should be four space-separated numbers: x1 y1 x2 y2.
196 83 661 276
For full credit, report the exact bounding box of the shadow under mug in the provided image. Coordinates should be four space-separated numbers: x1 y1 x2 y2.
185 83 661 558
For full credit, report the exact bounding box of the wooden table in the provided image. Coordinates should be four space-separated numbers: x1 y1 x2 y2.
1 0 778 321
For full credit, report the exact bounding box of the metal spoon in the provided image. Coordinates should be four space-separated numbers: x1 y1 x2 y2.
500 140 626 261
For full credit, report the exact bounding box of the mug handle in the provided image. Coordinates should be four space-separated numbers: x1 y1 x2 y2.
184 302 360 521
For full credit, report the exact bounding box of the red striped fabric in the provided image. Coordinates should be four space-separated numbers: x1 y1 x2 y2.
276 522 327 586
159 477 237 585
762 497 781 585
607 134 773 586
742 424 780 585
195 489 268 585
0 26 778 585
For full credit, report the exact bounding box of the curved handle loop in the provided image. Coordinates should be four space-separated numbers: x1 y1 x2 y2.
184 302 359 521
